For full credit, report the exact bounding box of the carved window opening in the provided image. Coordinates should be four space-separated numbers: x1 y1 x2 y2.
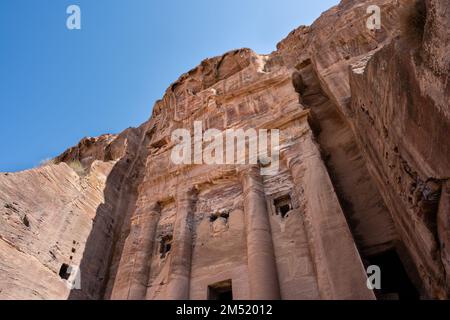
159 234 173 259
59 263 71 280
209 211 229 223
150 137 170 152
274 195 292 218
208 279 233 300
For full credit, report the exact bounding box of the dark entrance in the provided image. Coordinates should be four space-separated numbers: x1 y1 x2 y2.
208 279 233 300
274 195 293 218
59 263 71 280
367 250 420 300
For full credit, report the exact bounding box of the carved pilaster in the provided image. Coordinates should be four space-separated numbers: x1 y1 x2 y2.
239 165 281 300
283 133 375 300
166 187 198 300
111 201 161 300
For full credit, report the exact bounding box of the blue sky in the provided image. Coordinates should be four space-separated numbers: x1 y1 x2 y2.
0 0 339 172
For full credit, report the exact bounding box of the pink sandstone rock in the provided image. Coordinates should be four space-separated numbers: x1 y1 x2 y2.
0 0 448 300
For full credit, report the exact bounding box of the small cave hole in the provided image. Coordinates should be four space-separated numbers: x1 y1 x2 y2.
59 263 71 280
274 195 293 218
159 234 173 259
209 211 229 223
22 215 30 228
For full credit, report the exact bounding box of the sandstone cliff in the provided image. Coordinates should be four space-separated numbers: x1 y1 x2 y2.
0 0 448 300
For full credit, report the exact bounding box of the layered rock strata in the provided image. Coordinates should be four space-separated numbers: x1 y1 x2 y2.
0 0 448 299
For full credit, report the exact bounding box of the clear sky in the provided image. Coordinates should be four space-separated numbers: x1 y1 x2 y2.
0 0 339 172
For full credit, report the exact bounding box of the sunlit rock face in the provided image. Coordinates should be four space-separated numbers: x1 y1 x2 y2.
0 0 448 300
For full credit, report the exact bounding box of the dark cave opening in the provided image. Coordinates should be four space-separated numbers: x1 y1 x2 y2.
274 195 293 219
367 250 420 300
159 234 173 259
59 263 71 280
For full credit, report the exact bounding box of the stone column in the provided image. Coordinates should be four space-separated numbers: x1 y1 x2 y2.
283 131 375 300
111 201 161 300
166 187 197 300
239 165 281 300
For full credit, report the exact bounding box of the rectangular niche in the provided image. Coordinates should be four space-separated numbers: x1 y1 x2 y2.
273 194 293 218
207 279 233 300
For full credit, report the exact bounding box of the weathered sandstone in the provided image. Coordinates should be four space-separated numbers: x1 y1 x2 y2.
0 0 448 300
